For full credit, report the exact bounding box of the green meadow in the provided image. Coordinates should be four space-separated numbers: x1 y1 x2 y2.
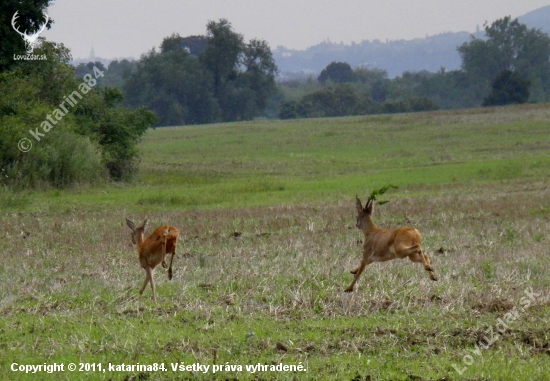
1 104 550 380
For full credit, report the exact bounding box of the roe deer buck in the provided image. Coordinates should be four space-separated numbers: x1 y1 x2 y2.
345 195 437 292
125 218 179 302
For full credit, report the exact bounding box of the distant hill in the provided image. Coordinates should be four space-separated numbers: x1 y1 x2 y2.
273 32 471 78
274 5 550 78
519 5 550 35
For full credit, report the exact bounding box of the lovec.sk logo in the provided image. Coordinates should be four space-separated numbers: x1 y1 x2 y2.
11 11 49 60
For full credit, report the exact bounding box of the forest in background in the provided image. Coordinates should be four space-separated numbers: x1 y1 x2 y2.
1 0 550 189
77 16 550 122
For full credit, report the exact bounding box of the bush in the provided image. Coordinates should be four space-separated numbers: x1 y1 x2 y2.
383 97 439 113
408 97 440 112
0 40 156 188
279 100 301 119
483 70 531 106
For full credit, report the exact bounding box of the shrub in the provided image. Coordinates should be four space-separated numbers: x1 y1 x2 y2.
483 70 531 106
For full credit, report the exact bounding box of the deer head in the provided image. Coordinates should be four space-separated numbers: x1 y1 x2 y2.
355 184 398 229
355 196 374 230
126 218 147 245
11 11 49 54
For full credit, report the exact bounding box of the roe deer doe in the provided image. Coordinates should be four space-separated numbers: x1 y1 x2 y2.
345 195 437 292
126 218 179 302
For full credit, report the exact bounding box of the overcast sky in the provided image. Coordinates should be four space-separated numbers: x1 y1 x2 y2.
41 0 550 60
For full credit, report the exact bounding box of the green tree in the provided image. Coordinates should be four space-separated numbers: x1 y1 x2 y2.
0 39 156 187
199 19 277 121
200 19 244 98
75 61 107 80
73 84 158 180
0 0 53 72
482 69 530 106
124 46 218 126
124 21 277 125
413 68 481 109
233 39 277 120
458 16 550 100
302 84 361 117
278 100 301 119
161 33 207 55
102 59 136 89
318 62 355 84
352 67 390 102
0 40 103 187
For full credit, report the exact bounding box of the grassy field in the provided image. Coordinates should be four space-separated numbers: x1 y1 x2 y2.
1 104 550 380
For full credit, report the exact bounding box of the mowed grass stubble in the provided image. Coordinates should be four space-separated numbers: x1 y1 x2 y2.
1 104 550 380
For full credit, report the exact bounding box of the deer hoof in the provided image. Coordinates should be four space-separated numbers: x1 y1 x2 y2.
168 268 173 280
344 287 354 293
162 261 167 268
430 274 438 281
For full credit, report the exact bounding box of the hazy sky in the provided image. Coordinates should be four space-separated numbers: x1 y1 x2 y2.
41 0 550 60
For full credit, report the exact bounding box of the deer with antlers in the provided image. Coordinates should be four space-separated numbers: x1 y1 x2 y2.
345 186 437 292
126 218 179 302
11 11 49 54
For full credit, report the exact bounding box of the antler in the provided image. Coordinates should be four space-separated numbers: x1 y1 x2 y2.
367 184 399 206
11 12 27 37
366 191 376 205
11 11 49 53
34 13 49 36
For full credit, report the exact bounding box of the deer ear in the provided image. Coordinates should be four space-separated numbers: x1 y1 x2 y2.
125 218 136 232
141 219 148 230
356 196 363 213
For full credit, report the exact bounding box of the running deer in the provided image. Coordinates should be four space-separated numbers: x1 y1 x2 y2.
345 195 437 292
125 218 179 302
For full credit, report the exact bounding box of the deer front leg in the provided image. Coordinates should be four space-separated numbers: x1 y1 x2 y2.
139 267 151 297
148 267 157 302
345 258 372 292
167 251 175 280
139 266 157 302
161 235 168 269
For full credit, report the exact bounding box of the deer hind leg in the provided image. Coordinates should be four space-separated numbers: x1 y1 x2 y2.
345 258 372 292
167 248 176 281
350 265 361 275
408 250 437 281
161 235 168 269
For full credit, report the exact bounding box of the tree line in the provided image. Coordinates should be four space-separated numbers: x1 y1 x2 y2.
279 17 550 119
1 0 549 190
80 15 550 123
77 20 278 126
